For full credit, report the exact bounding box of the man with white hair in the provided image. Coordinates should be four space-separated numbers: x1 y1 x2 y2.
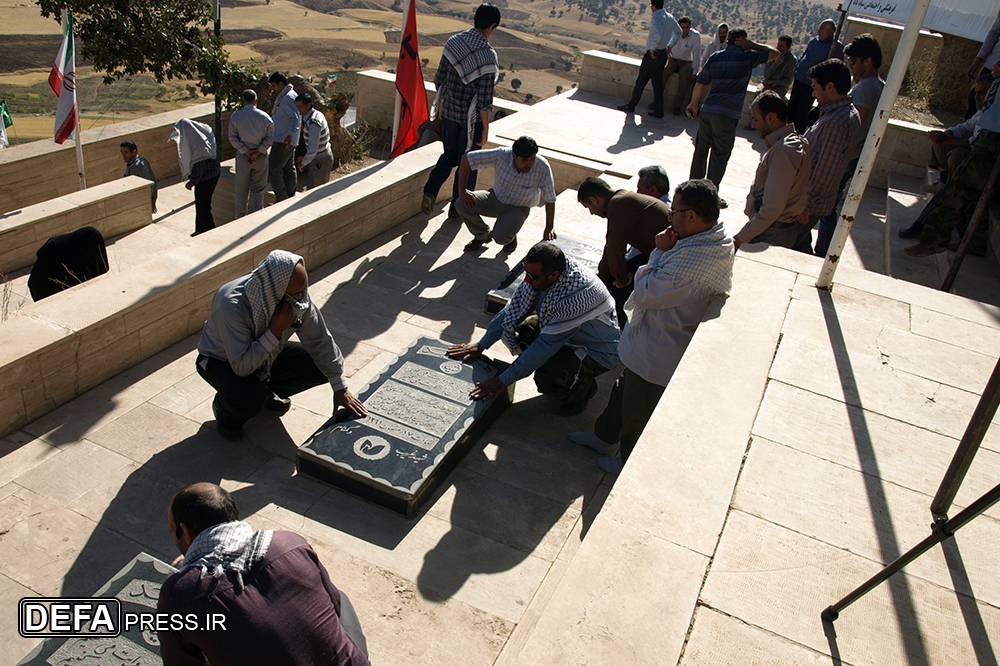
195 250 366 441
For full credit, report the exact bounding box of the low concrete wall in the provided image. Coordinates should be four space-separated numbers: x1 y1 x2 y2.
479 136 607 195
579 50 758 126
0 145 439 437
843 16 943 83
0 104 234 214
355 69 529 130
870 118 931 189
0 176 153 274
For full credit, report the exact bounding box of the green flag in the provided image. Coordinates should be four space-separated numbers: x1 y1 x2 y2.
0 100 10 148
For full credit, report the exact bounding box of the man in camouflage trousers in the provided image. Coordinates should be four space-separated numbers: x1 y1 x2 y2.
904 129 1000 258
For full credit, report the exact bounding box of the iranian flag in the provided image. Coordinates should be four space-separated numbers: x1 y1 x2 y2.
49 9 78 145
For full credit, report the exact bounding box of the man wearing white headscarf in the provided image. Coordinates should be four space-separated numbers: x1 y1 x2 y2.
170 118 221 236
196 250 366 441
569 179 734 473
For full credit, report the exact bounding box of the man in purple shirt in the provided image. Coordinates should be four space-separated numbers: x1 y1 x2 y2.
158 482 370 666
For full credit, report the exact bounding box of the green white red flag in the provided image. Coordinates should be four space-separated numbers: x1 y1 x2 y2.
0 100 11 149
49 9 78 145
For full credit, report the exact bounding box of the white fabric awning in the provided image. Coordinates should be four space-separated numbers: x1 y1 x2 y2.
846 0 997 41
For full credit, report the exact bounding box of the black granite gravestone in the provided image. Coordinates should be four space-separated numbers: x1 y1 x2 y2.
297 336 513 517
18 553 177 666
484 234 604 314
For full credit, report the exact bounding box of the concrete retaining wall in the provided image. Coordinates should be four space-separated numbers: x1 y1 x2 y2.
0 176 153 274
0 145 439 437
0 104 234 214
355 69 529 130
579 50 758 126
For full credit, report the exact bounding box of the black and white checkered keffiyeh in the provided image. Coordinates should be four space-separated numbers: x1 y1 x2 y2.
500 258 616 354
626 222 734 329
442 28 498 87
181 521 273 591
245 250 303 340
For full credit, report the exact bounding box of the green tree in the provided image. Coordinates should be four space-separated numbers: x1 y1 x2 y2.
510 78 522 90
37 0 257 105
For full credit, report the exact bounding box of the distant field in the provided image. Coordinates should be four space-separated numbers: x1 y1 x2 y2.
0 0 845 136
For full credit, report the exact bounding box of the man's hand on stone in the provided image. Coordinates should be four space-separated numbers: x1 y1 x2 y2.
656 227 679 251
928 130 946 145
470 377 506 402
334 389 368 417
460 190 477 209
543 225 557 240
447 342 485 362
269 301 295 337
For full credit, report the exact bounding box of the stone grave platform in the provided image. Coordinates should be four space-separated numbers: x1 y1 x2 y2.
18 553 176 666
298 336 513 517
485 234 604 315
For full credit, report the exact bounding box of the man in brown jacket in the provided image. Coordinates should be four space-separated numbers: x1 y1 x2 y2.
578 176 671 327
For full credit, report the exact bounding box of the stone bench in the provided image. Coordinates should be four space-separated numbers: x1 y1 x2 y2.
0 144 442 437
0 103 233 214
507 249 796 664
355 69 530 130
0 176 153 274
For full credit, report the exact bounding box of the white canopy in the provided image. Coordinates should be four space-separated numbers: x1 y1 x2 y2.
846 0 998 41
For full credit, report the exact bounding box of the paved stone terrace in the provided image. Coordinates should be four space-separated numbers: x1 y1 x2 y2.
2 89 999 665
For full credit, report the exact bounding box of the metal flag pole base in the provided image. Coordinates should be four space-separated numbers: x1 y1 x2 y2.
821 481 1000 622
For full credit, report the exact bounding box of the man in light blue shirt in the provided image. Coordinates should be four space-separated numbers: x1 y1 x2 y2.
616 0 680 118
448 241 619 417
229 89 274 218
267 72 301 202
456 135 557 254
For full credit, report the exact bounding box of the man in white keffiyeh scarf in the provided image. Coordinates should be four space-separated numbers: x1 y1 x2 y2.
160 483 372 665
196 250 367 441
449 241 620 416
569 179 735 473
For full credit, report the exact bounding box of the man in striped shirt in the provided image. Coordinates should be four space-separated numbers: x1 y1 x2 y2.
456 135 557 254
295 94 333 190
448 242 619 417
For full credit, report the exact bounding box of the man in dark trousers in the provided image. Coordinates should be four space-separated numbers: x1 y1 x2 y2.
195 250 366 441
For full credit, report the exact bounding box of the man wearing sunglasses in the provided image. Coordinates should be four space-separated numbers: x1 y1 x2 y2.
448 241 619 416
570 179 734 473
195 250 367 441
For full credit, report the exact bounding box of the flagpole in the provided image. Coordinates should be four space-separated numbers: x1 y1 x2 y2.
63 7 86 190
391 0 410 152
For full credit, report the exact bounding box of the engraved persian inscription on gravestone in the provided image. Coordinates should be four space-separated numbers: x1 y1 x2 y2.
18 553 177 666
298 336 513 517
485 234 604 314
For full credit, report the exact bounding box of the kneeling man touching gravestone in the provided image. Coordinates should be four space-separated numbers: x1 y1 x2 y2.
195 250 367 441
448 241 620 416
158 482 370 665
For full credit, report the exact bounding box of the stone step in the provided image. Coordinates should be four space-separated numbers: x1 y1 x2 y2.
0 144 442 437
0 103 234 214
0 176 153 275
